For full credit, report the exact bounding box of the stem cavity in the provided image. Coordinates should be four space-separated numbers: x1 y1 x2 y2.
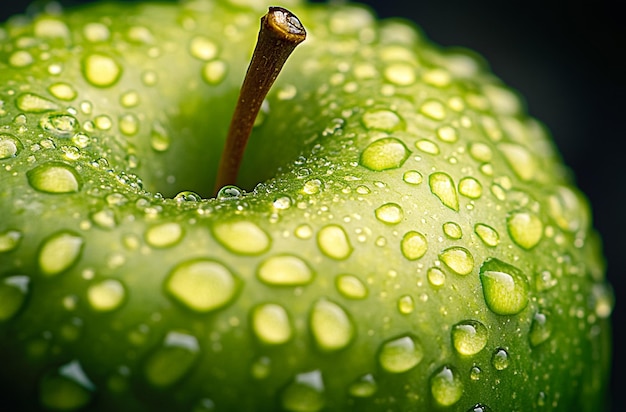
214 7 306 194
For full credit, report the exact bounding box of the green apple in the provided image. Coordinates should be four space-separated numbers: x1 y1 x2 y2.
0 0 613 411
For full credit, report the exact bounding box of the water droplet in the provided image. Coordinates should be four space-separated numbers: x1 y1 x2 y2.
40 360 94 411
212 220 270 255
360 138 410 171
9 50 34 67
119 113 139 136
251 356 271 380
474 224 499 247
281 370 325 412
469 366 482 381
416 139 440 155
375 203 404 225
150 122 171 152
427 267 446 287
165 259 239 312
82 53 122 87
303 179 322 195
189 35 218 61
420 99 446 120
529 311 552 347
257 254 313 286
436 126 458 143
429 172 459 211
451 320 488 355
83 22 110 42
442 222 462 240
507 210 543 249
310 299 354 351
469 142 493 162
430 365 463 407
458 177 482 199
349 374 377 398
38 231 84 276
378 335 424 373
87 279 125 312
335 274 368 299
398 295 415 314
361 109 402 131
491 348 509 370
120 90 140 108
317 224 352 260
16 93 59 113
400 231 428 260
272 195 292 210
295 224 313 240
498 143 537 181
90 209 116 229
252 303 292 345
39 113 79 138
468 403 493 412
592 283 614 319
27 162 82 194
0 134 23 159
0 276 30 322
216 185 243 200
202 60 228 85
479 258 529 315
144 331 200 387
95 115 112 130
145 222 184 248
34 17 70 38
440 247 474 275
403 170 423 185
48 83 78 101
174 191 202 203
0 230 23 253
547 185 589 233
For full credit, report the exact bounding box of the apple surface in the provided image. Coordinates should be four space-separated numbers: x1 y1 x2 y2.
0 0 612 411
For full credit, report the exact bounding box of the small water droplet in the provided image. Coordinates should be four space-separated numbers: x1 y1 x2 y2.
212 220 270 255
38 231 84 276
468 403 493 412
420 99 446 120
507 210 543 250
27 162 82 194
165 259 239 312
251 356 271 380
360 138 410 171
216 185 243 200
16 93 59 113
39 113 79 138
529 311 552 347
189 35 218 61
451 320 488 355
335 274 368 299
0 134 23 159
479 258 529 315
0 230 23 252
458 177 482 199
384 62 416 85
202 60 228 85
474 224 499 247
120 90 140 108
592 283 614 319
400 231 428 260
430 365 463 407
145 222 184 248
469 366 482 381
119 113 139 136
440 247 474 275
0 276 30 322
498 143 537 181
144 331 200 387
403 170 423 185
361 109 402 131
48 83 78 101
150 122 170 152
427 267 446 287
375 203 404 225
281 370 325 412
295 224 313 240
272 195 292 210
349 374 378 398
82 53 122 87
317 224 352 260
491 347 509 370
416 139 440 155
378 335 424 373
436 125 458 143
257 254 313 286
303 179 322 195
83 22 110 42
252 303 293 345
39 360 94 411
429 172 459 211
87 279 125 312
94 114 112 130
9 50 34 67
442 222 462 240
174 191 202 203
310 299 355 351
397 295 415 314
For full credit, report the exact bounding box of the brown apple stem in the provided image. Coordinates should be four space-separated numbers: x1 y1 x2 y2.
213 7 306 195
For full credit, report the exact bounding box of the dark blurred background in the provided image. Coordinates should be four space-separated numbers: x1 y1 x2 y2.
2 0 624 409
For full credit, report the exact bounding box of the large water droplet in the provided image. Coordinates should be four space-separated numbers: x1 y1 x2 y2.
403 170 423 185
257 254 313 286
0 276 30 322
507 210 543 249
451 320 488 355
39 360 95 411
361 109 402 131
400 231 428 260
317 225 352 260
16 93 59 113
474 224 499 247
427 267 446 287
165 259 239 312
145 222 184 248
252 303 292 345
310 299 355 351
360 138 410 171
491 347 510 370
0 134 23 159
38 232 84 276
212 221 270 255
430 365 463 407
429 172 459 211
0 230 23 252
479 258 529 315
27 162 82 194
335 274 368 299
48 83 78 101
442 222 462 240
281 370 325 412
375 203 404 224
144 331 200 387
378 335 423 373
82 53 122 87
87 279 125 312
458 177 482 199
529 311 552 347
440 247 474 275
40 113 79 138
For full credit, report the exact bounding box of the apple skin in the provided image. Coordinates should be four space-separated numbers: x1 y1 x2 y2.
0 0 612 411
